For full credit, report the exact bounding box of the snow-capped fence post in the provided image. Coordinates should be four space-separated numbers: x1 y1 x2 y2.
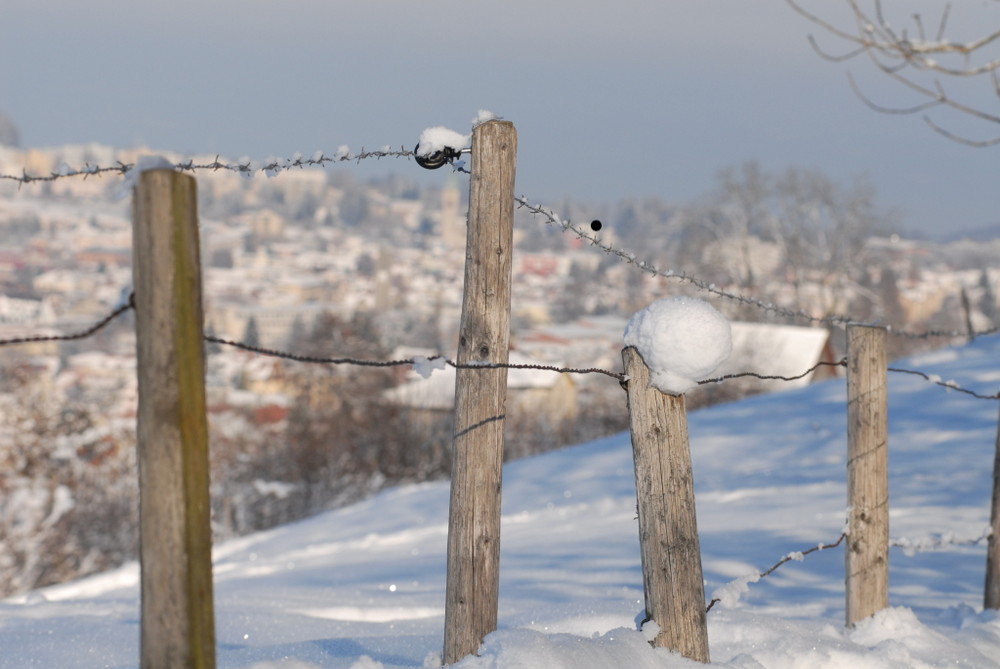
845 324 889 627
443 120 517 665
132 169 217 669
622 346 711 663
984 403 1000 609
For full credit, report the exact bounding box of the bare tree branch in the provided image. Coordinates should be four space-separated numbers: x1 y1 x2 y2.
847 72 942 114
923 115 1000 147
786 0 1000 145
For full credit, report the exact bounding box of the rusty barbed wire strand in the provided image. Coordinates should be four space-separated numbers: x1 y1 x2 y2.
0 147 415 185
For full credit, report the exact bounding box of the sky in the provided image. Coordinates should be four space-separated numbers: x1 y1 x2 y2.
2 0 998 238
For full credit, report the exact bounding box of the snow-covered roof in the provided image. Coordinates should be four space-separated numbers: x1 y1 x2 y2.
714 322 831 389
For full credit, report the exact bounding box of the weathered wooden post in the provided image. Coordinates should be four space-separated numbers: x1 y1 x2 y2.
984 404 1000 609
622 346 710 663
443 120 517 665
132 169 216 669
845 324 889 627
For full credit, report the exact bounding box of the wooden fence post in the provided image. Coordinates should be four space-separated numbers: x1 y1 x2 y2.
443 120 517 665
845 324 889 627
132 169 216 669
985 403 1000 609
622 346 710 663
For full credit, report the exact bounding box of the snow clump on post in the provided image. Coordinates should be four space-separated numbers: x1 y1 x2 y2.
623 296 732 394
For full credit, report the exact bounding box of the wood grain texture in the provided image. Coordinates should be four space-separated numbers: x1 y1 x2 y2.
845 325 889 627
133 170 216 669
443 121 517 665
623 346 710 663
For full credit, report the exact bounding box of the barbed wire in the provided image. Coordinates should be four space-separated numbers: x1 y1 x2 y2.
887 366 1000 400
516 197 860 326
0 147 415 185
515 196 1000 342
891 526 993 556
5 143 999 343
700 358 847 385
706 524 993 612
205 335 418 369
206 337 1000 398
2 303 999 400
5 142 998 620
205 335 626 380
706 533 847 612
0 296 134 347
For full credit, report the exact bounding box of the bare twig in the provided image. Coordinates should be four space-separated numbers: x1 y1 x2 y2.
785 0 1000 145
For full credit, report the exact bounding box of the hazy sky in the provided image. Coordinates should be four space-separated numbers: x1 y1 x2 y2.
2 0 997 237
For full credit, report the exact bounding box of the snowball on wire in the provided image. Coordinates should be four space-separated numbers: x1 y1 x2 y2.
623 297 732 394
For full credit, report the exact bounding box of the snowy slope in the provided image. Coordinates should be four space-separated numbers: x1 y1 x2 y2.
2 335 1000 667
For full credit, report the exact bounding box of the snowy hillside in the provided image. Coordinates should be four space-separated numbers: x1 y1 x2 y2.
2 335 1000 668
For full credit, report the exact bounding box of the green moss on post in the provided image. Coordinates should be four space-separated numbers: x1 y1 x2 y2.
133 169 216 669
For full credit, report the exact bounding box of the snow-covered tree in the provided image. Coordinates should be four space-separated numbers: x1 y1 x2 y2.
0 358 137 596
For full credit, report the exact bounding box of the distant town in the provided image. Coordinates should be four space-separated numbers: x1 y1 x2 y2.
2 141 998 358
3 140 1000 441
2 140 999 595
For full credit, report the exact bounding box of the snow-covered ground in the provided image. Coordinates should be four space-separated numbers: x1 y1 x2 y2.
3 335 1000 668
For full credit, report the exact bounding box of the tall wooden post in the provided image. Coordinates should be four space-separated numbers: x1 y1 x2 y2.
132 169 216 669
845 324 889 627
443 120 517 665
622 347 710 663
984 404 1000 609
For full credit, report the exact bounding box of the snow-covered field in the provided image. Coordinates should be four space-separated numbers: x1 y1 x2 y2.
2 334 1000 667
